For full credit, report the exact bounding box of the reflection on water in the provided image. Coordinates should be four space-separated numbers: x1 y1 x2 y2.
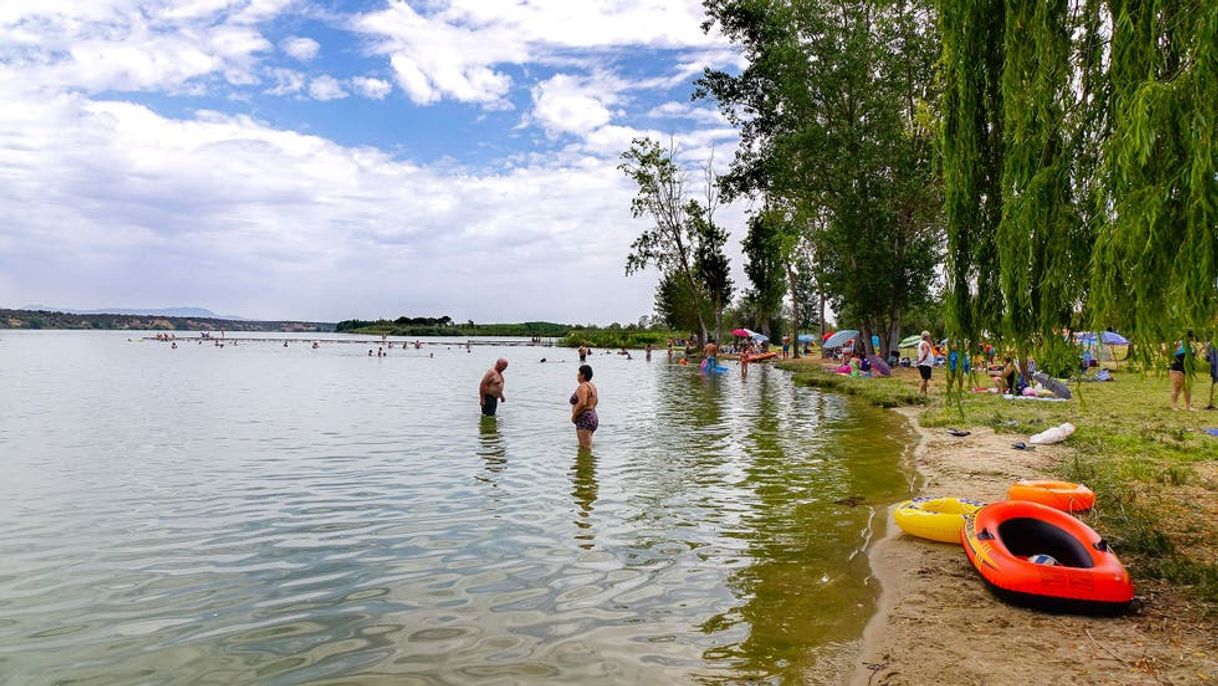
0 331 912 685
571 448 598 549
478 416 507 477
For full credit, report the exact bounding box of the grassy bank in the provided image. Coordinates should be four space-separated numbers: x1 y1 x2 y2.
776 358 929 407
558 329 677 349
779 356 1218 606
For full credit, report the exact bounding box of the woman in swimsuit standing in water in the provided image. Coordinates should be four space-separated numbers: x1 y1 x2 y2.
570 364 599 448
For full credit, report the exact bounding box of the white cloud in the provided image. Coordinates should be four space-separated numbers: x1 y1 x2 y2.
351 76 392 100
265 67 305 95
353 0 732 108
0 1 749 321
530 74 617 138
0 81 670 321
0 1 284 93
280 36 319 61
307 75 348 101
647 101 727 125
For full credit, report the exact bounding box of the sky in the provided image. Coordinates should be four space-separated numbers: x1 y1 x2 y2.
0 0 748 324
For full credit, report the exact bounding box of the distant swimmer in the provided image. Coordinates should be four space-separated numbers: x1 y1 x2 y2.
569 364 599 448
171 342 177 349
645 343 653 361
479 358 509 417
578 345 589 362
369 349 374 356
283 341 288 348
312 341 319 349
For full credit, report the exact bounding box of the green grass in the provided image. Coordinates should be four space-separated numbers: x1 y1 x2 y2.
776 359 929 408
781 357 1218 605
559 329 679 349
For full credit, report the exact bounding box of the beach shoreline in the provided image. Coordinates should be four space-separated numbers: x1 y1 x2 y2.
846 407 1218 686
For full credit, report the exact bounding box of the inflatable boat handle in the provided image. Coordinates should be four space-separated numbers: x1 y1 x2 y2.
1095 539 1109 552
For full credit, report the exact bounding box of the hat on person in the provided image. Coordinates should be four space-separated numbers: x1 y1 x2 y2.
921 330 931 338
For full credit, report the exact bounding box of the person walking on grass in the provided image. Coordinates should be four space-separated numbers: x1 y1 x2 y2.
917 330 933 396
1170 331 1197 411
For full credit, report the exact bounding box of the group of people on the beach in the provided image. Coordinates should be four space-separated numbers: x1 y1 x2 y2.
478 357 600 449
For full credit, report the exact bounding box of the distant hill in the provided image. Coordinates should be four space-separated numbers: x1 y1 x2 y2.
23 305 245 320
2 308 333 333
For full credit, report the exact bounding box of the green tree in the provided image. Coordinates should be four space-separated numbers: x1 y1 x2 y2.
1092 0 1218 358
654 271 703 333
621 137 734 343
741 209 787 338
698 0 942 359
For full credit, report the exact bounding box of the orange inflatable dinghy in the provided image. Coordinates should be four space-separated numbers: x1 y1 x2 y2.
1007 480 1095 512
750 351 778 362
961 500 1133 615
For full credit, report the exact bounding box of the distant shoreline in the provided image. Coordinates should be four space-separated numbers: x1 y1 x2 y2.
0 308 334 333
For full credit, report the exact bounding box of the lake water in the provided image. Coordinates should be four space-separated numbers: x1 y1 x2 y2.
0 331 913 685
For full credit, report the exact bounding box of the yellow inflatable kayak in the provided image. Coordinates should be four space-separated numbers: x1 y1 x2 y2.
894 496 985 544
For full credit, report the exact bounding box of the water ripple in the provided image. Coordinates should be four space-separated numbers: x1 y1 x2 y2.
0 332 913 685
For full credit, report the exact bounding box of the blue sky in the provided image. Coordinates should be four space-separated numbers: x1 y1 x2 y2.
0 1 746 323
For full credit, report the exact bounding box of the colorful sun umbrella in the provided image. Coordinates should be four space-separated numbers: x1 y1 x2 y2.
822 329 860 349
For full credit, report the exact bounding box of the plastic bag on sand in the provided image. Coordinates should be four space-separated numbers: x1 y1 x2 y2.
1030 422 1076 445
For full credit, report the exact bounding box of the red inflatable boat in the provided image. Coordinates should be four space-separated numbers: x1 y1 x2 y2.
961 500 1133 615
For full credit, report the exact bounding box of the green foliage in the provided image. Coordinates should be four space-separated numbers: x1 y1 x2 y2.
1033 334 1081 379
942 0 1218 369
1092 1 1218 360
698 0 943 358
741 209 787 335
560 329 677 349
619 137 732 342
3 308 332 332
348 320 574 338
940 0 1005 347
654 271 702 333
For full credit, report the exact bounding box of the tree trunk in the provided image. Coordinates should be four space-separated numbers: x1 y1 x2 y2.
818 281 826 340
786 261 801 359
887 306 902 360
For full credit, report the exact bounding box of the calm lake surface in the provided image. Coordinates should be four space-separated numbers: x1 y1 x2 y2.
0 331 913 685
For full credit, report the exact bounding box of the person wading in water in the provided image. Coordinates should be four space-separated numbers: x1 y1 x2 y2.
479 358 509 417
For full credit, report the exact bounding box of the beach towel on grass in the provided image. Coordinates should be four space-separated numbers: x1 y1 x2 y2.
1002 394 1068 403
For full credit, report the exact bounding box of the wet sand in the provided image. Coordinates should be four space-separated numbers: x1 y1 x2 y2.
847 408 1218 686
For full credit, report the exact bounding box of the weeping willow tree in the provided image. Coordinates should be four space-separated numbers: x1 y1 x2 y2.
999 0 1078 337
940 0 1005 396
1091 1 1218 364
943 0 1216 388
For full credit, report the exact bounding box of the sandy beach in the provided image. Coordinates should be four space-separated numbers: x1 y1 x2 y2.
849 408 1218 686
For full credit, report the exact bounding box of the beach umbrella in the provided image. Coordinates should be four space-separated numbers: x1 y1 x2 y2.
822 331 835 341
731 328 750 337
748 330 769 342
822 329 860 349
898 334 922 348
797 334 814 343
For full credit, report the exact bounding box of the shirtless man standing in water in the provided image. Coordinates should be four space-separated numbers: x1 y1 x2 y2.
479 358 509 416
703 338 719 368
